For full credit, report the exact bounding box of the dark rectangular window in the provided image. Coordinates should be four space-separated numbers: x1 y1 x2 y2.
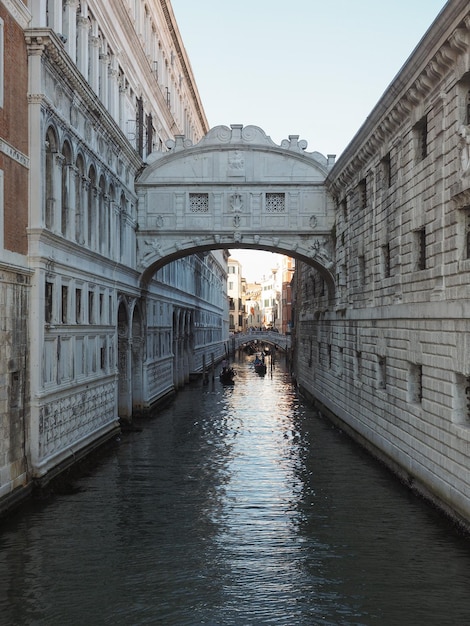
382 243 391 278
415 115 428 161
75 288 82 324
357 178 367 209
146 112 153 156
136 96 144 157
415 228 426 270
61 285 68 323
411 363 423 403
88 291 94 324
356 350 362 379
465 377 470 421
466 89 470 126
45 281 53 324
378 356 387 389
358 255 365 285
382 153 392 188
10 371 20 408
462 207 470 259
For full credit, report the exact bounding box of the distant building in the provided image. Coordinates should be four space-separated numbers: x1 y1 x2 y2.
260 267 281 330
244 282 262 329
280 257 295 334
227 257 244 332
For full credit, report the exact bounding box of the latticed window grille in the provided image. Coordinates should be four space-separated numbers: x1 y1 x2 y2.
189 193 209 212
265 193 285 212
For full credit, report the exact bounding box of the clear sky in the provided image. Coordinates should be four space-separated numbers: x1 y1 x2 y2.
170 0 448 281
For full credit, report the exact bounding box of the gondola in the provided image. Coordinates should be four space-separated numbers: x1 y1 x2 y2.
253 355 267 376
219 367 236 384
254 362 267 376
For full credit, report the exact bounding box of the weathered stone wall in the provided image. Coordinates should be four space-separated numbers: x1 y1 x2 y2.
294 0 470 526
0 268 30 504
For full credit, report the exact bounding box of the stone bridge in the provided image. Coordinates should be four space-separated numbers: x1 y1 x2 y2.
136 125 337 294
230 331 291 353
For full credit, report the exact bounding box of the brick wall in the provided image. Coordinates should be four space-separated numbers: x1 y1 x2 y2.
0 5 28 256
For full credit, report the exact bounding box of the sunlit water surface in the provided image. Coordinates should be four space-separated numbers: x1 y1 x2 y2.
1 356 470 625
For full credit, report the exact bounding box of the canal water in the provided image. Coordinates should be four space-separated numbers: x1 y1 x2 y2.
1 355 470 625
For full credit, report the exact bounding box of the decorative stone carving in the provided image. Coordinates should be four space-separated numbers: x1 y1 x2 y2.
142 238 163 261
53 83 63 108
230 192 243 212
85 120 92 143
309 238 334 268
70 104 79 128
459 125 470 177
228 150 245 176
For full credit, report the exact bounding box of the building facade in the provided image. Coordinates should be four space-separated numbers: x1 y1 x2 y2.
294 0 470 526
227 257 244 333
0 0 31 510
280 256 295 334
0 0 228 515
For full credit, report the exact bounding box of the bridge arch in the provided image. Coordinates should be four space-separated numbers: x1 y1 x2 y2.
135 124 337 301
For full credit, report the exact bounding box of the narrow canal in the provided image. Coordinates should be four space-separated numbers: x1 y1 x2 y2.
1 355 470 625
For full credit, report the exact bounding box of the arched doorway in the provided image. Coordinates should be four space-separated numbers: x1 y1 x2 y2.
131 303 144 412
117 299 132 421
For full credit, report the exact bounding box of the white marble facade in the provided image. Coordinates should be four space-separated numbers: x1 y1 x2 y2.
18 0 227 489
294 0 470 527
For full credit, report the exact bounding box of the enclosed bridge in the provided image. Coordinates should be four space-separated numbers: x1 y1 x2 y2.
135 124 337 293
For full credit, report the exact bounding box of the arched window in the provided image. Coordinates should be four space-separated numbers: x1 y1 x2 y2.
109 184 116 258
120 192 127 261
88 165 96 248
45 127 58 230
75 153 85 243
61 141 72 237
98 175 106 253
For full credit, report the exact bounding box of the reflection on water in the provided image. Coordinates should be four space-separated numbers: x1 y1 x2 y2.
1 355 470 625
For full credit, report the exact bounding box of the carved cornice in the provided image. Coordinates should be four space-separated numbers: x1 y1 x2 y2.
24 28 142 173
2 0 31 29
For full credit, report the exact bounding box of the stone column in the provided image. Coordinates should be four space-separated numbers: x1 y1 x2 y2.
76 16 89 76
67 164 77 242
47 0 62 33
63 0 79 62
89 35 100 95
99 52 109 105
109 63 119 121
52 152 64 233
